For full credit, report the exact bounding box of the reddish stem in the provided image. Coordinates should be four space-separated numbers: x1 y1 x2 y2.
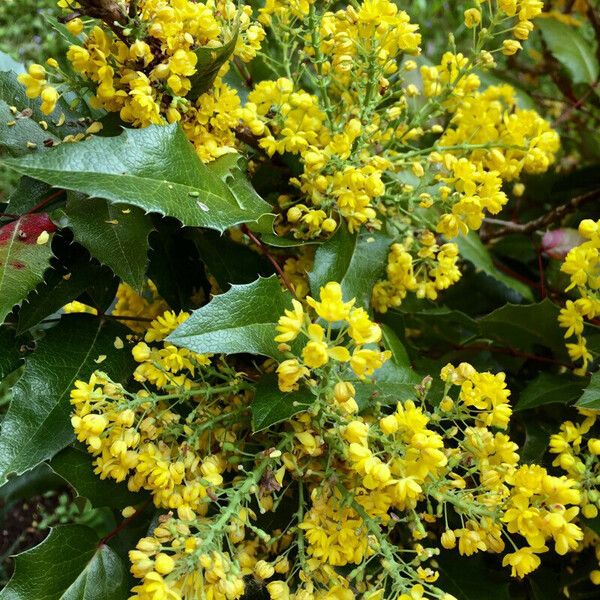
241 224 296 296
98 499 150 547
26 189 66 215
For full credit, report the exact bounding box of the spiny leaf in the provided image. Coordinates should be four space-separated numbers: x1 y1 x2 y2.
188 25 239 99
0 315 134 486
167 275 293 360
576 370 600 409
0 525 130 600
62 195 153 291
0 213 56 324
3 124 273 232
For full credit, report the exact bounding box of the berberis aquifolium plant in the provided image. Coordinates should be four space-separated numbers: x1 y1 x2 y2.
0 1 599 599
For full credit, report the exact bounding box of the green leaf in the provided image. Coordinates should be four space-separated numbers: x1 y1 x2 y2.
478 299 567 355
388 306 479 346
0 99 58 157
6 177 53 214
0 51 24 74
252 375 313 431
537 18 600 85
194 229 273 290
455 232 534 301
207 154 275 234
355 325 420 409
576 370 600 409
515 372 587 411
308 224 391 312
50 446 146 510
3 124 272 233
62 196 153 291
167 275 293 360
0 213 57 323
0 326 21 378
17 256 115 333
0 315 134 486
147 223 206 312
520 420 554 464
0 525 129 600
189 26 239 99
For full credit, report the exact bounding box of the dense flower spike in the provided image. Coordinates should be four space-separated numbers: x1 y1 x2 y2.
9 1 593 598
558 219 600 374
65 278 593 599
29 0 560 307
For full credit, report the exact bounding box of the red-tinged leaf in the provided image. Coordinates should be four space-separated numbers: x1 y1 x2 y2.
0 213 57 323
541 228 585 260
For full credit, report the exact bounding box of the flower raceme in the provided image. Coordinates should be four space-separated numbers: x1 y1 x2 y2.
65 279 594 599
24 1 560 308
558 219 600 374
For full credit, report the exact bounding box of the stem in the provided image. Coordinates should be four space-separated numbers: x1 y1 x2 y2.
481 188 600 240
98 498 151 547
26 189 66 215
241 224 296 296
307 5 335 130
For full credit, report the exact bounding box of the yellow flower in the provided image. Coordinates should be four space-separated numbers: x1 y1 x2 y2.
306 282 354 322
350 348 391 379
464 8 481 29
347 308 382 344
275 299 305 342
277 359 309 392
502 546 547 578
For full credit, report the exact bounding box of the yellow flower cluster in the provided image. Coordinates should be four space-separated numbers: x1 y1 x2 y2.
71 310 246 518
558 219 600 374
372 234 461 312
275 282 390 394
549 409 600 586
44 0 265 161
67 277 595 599
550 410 600 519
17 63 60 115
18 0 560 311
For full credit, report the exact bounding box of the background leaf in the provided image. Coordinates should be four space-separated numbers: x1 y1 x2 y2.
17 254 115 333
3 124 272 232
455 232 534 301
62 195 153 291
478 300 567 355
194 229 273 291
576 370 600 409
49 446 146 510
0 525 129 600
168 275 293 360
309 224 391 312
0 213 56 323
0 315 134 486
537 18 600 85
251 375 312 432
0 326 21 378
515 372 587 411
